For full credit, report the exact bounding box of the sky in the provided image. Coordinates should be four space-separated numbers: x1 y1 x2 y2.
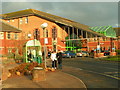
1 0 119 27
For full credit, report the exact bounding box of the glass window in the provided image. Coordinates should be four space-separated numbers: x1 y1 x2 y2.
7 32 11 39
46 29 48 37
20 18 22 24
52 27 57 40
14 33 18 39
0 32 4 39
25 17 28 24
7 20 10 22
12 19 14 22
8 48 12 53
34 29 40 40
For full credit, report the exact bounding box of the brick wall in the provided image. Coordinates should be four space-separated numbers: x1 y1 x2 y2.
2 15 67 55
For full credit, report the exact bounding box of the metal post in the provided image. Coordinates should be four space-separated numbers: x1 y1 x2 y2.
86 39 89 52
41 23 48 69
81 30 83 38
72 27 74 39
77 28 78 39
110 38 113 52
72 27 74 51
86 31 88 38
43 28 46 68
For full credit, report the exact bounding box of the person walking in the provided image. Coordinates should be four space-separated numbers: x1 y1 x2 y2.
57 50 63 69
28 51 33 63
50 51 57 69
48 51 51 58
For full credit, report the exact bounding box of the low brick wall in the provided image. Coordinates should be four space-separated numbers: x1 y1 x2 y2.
94 53 104 58
110 52 117 56
32 68 46 82
1 59 18 81
2 68 9 81
97 53 104 57
0 57 7 60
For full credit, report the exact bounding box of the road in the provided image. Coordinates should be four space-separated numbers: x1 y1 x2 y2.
62 57 119 88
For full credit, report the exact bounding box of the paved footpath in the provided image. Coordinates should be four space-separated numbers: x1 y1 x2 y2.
2 59 86 89
2 69 86 88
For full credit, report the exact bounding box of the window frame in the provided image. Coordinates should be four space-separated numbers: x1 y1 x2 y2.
14 33 18 39
12 19 14 22
46 29 48 37
25 17 28 24
52 27 57 40
8 48 12 53
7 20 10 22
7 32 11 39
19 18 23 24
0 32 4 39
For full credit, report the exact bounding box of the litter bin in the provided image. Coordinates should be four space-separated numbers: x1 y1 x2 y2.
32 67 46 82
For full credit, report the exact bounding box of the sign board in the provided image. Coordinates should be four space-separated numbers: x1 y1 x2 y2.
44 38 48 44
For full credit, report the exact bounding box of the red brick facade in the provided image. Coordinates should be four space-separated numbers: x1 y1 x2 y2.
1 15 67 55
0 10 119 56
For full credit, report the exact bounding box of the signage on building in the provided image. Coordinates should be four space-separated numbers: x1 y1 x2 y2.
44 38 48 44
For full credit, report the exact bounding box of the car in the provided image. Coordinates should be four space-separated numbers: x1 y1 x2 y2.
76 51 89 57
62 51 76 58
104 50 110 56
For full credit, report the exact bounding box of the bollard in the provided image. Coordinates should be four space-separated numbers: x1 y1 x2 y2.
82 54 84 58
32 67 46 82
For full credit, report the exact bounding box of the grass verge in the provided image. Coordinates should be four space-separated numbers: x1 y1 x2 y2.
104 55 120 61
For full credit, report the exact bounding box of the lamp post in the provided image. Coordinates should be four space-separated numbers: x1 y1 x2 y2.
41 23 48 68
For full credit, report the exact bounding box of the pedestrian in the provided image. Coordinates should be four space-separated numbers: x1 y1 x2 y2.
50 51 57 69
57 50 63 69
42 51 44 60
28 51 33 63
48 51 51 58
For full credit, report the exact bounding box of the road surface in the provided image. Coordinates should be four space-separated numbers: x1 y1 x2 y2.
62 57 119 88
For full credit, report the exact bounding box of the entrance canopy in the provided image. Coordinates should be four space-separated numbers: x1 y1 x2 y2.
26 39 41 47
25 39 42 63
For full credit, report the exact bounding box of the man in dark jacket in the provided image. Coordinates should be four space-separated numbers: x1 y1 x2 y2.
57 50 63 69
28 52 33 63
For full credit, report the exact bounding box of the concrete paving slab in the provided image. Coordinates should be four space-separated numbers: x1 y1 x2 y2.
2 70 86 88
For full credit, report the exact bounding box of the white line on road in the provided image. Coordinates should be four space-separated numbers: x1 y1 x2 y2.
64 66 120 80
83 69 120 80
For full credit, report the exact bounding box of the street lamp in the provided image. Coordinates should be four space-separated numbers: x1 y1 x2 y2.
41 23 48 69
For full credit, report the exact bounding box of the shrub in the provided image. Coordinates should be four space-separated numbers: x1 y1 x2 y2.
115 49 120 55
7 53 14 59
0 54 7 57
15 54 23 60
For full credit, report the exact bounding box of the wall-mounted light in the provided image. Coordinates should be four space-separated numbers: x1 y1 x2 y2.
28 33 32 38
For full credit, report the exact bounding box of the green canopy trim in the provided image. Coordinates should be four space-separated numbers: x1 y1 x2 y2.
89 26 116 38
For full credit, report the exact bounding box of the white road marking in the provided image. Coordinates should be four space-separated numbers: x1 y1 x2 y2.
84 70 120 80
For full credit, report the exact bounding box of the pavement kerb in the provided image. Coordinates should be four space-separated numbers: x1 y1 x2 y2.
46 58 87 89
2 59 87 88
61 71 87 89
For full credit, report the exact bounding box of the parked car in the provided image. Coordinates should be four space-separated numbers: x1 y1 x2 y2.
76 51 89 57
104 50 110 56
62 51 76 58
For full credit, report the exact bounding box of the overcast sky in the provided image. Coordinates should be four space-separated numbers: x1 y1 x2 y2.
1 0 119 27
